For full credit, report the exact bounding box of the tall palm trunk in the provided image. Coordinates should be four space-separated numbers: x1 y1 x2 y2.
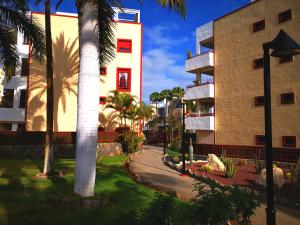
74 0 100 197
43 0 54 175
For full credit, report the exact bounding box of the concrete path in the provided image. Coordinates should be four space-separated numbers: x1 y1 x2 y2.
129 145 300 225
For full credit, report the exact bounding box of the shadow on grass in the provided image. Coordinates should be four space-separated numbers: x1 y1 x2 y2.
0 157 194 225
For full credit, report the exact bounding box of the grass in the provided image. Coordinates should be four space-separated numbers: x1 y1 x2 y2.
0 156 194 225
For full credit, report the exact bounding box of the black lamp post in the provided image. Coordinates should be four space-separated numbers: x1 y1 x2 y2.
163 115 167 155
263 30 300 225
181 99 186 175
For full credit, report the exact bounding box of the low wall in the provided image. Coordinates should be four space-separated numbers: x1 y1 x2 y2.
0 142 122 159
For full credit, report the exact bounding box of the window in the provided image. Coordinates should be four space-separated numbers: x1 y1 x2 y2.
279 55 293 64
117 68 131 92
0 89 14 108
253 58 263 69
278 9 292 23
253 19 265 32
254 96 264 106
99 96 106 105
21 58 29 77
117 39 132 53
282 136 296 147
281 92 294 104
255 135 265 146
19 90 26 108
100 67 107 75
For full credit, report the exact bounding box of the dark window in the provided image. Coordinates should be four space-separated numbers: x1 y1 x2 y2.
99 96 106 105
0 89 14 108
100 67 107 75
21 58 29 77
19 90 26 108
281 92 294 104
254 96 264 106
256 135 265 145
253 19 265 32
278 9 292 23
117 68 131 92
282 136 296 147
254 58 263 69
279 55 293 64
117 39 132 53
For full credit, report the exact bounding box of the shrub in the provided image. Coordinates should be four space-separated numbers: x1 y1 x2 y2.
193 177 260 225
120 132 143 153
225 160 238 178
253 153 264 174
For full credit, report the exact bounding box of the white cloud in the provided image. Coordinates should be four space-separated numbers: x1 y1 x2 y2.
142 48 191 102
144 24 189 49
142 24 194 103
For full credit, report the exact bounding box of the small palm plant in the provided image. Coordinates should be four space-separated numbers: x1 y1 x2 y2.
225 160 238 178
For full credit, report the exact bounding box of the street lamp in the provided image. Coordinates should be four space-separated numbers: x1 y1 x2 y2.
263 30 300 225
178 98 187 175
162 114 167 155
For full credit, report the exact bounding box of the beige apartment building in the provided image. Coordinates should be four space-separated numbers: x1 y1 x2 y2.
0 8 142 133
185 0 300 148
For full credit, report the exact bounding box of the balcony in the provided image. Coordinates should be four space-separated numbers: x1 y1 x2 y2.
185 82 214 100
185 51 214 74
185 114 214 131
196 22 214 45
0 108 25 122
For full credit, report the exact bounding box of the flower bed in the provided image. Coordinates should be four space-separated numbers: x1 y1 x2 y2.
163 154 300 209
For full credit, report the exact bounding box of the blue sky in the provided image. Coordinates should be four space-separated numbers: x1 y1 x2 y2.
29 0 250 102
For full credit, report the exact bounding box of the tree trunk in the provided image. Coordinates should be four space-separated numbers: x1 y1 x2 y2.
43 0 54 175
74 0 99 197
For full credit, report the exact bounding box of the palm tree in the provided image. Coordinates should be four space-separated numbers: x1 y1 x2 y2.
171 86 184 99
139 102 154 129
54 0 186 197
0 0 46 79
149 91 160 116
160 89 172 117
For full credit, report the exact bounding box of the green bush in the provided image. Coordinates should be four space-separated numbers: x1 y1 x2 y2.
117 194 175 225
225 160 238 178
192 177 260 225
120 132 143 153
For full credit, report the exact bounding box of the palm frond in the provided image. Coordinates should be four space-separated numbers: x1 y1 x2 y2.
97 0 116 66
0 3 46 62
155 0 186 18
0 27 19 79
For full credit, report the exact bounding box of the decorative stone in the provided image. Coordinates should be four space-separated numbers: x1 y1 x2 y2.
207 154 225 171
256 167 285 189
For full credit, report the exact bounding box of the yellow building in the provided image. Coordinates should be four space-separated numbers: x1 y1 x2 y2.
25 9 142 133
185 0 300 149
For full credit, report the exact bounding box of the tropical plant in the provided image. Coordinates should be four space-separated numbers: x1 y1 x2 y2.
224 160 238 178
139 102 154 129
186 100 196 114
193 176 260 225
160 89 172 116
98 111 119 131
149 91 160 115
0 0 46 79
171 86 184 99
186 49 192 59
126 104 139 131
253 153 264 174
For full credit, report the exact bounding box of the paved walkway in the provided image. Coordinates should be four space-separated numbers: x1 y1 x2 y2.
129 145 300 225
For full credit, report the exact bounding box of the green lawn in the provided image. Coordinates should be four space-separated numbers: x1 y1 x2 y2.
0 156 194 225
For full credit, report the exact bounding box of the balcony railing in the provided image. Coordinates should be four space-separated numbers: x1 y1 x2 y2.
186 80 214 89
185 115 214 131
185 51 214 74
0 108 25 122
185 82 214 100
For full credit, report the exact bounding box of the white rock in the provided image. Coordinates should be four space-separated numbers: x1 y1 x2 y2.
256 167 285 189
207 154 225 171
